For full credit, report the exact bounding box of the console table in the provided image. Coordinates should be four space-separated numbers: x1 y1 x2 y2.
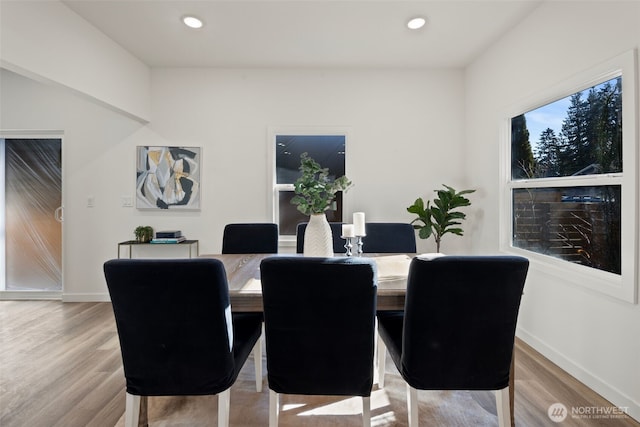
117 240 199 259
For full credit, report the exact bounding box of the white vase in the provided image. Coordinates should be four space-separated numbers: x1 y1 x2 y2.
304 213 334 257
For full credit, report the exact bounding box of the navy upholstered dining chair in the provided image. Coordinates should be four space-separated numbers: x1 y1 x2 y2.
103 258 263 427
295 222 344 253
260 256 378 427
376 255 529 427
361 222 416 253
222 222 278 254
296 222 417 254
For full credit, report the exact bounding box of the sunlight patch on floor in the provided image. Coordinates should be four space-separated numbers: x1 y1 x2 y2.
294 389 391 416
372 411 397 426
282 403 306 411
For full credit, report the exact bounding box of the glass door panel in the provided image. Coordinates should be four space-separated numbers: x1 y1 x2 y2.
2 138 62 291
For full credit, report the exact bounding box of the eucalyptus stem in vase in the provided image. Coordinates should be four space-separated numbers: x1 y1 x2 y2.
291 153 352 256
290 153 352 216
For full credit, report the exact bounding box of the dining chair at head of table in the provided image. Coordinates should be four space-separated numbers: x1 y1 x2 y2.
103 258 264 427
222 222 279 254
260 256 378 427
376 255 529 427
296 221 416 254
361 222 416 253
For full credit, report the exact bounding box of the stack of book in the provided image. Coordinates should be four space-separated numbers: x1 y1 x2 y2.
151 230 186 244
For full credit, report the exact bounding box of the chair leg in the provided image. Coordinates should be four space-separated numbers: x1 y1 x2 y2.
373 318 379 370
407 384 419 427
269 390 279 427
218 388 230 427
254 330 263 392
495 386 510 427
124 393 140 427
362 396 371 427
377 334 386 387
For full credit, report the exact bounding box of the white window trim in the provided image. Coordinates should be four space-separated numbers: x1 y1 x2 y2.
499 49 638 303
273 184 296 247
267 126 351 245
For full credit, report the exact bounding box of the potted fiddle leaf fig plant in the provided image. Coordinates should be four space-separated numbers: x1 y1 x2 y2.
407 184 475 253
291 152 352 256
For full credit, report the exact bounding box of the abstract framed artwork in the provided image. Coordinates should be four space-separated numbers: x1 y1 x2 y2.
136 146 201 210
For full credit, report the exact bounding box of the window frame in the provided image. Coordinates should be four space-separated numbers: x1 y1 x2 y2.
499 50 638 303
267 126 350 247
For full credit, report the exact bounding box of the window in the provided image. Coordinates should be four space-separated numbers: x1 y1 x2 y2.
501 50 637 303
270 130 347 239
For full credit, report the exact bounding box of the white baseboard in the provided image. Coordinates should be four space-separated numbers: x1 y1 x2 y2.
0 291 62 300
62 293 111 302
0 291 110 302
517 327 640 422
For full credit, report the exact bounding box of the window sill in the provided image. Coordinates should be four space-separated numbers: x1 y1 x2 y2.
502 245 636 304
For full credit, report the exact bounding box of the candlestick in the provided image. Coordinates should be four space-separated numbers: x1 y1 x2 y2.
353 212 366 236
356 236 364 257
342 236 353 256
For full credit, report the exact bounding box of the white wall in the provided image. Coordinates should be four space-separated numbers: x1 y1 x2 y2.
0 66 466 300
465 0 640 419
0 69 146 299
0 0 150 122
149 67 466 254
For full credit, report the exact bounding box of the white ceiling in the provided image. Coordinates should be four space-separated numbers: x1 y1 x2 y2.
62 0 542 69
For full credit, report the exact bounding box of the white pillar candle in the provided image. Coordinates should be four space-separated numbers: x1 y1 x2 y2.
353 212 366 236
342 224 355 238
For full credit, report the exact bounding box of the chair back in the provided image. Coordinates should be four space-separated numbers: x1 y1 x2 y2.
402 256 528 390
222 223 278 254
295 222 344 253
103 258 237 396
260 256 377 396
362 223 416 253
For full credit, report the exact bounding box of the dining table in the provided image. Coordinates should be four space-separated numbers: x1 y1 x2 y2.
201 252 411 312
200 252 516 427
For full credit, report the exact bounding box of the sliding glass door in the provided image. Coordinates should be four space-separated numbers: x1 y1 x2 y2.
1 138 62 292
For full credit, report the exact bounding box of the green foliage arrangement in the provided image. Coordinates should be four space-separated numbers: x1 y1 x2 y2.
407 185 475 252
291 153 352 216
134 226 154 243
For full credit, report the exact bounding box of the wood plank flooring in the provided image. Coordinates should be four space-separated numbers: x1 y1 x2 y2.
1 301 637 426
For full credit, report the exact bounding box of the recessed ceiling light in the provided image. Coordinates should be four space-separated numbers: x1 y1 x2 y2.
407 17 426 30
182 15 204 29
